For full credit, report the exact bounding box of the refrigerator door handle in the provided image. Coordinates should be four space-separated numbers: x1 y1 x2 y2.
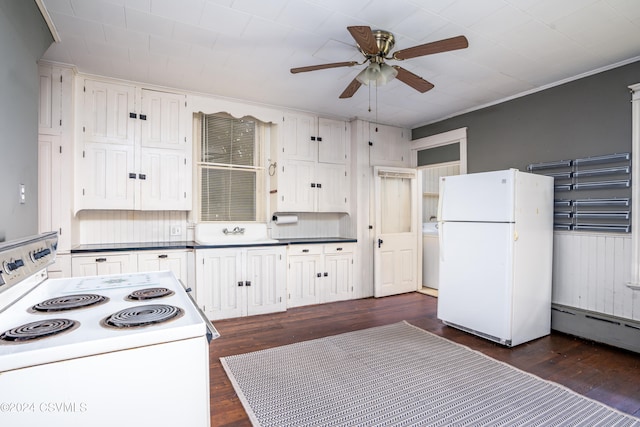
437 178 444 221
439 222 444 262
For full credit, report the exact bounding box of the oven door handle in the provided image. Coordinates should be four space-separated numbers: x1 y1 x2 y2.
181 282 220 343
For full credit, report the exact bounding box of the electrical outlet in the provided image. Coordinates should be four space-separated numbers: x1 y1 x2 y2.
170 225 181 236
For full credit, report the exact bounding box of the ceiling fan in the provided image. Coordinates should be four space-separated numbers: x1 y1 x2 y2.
290 26 468 99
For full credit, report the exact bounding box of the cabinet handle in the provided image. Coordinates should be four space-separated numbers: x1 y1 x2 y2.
317 273 322 278
317 137 322 142
336 247 343 251
245 281 251 287
138 173 146 180
129 173 137 179
316 183 322 188
238 281 244 287
302 249 309 253
310 183 316 188
310 136 316 141
129 112 137 119
158 254 168 259
323 272 328 277
95 257 107 263
139 114 147 121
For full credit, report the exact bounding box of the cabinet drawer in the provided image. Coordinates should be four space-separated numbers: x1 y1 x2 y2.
323 243 354 254
288 245 323 256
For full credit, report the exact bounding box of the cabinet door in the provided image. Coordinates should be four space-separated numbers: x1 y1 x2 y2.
38 135 61 237
83 80 136 146
324 253 353 303
71 254 134 277
140 89 186 150
137 251 188 285
316 163 348 212
246 247 286 316
139 148 189 210
196 250 242 320
370 124 409 167
38 65 61 135
318 118 347 164
287 254 321 307
79 142 135 210
282 113 317 162
279 161 316 212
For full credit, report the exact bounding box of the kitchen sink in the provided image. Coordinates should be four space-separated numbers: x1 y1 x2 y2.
195 223 278 245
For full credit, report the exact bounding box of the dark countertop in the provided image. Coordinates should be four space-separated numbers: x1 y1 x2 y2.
277 237 357 245
71 237 357 253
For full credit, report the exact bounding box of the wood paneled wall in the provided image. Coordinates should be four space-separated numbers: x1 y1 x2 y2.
76 210 189 244
552 231 638 320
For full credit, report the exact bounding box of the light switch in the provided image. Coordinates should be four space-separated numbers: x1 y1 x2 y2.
19 184 25 204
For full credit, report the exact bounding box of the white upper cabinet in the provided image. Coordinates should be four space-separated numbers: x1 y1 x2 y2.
83 80 136 146
140 89 186 149
275 113 350 212
76 78 190 212
282 112 317 162
39 64 73 136
369 123 410 167
317 118 348 164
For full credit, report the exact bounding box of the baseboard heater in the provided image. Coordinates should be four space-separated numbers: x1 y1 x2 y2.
551 304 640 354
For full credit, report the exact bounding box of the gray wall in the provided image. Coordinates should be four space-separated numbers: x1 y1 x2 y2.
412 60 640 173
0 1 53 241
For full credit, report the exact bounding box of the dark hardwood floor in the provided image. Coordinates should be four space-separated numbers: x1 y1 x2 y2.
208 292 640 426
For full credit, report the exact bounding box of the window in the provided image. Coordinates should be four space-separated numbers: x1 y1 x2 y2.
197 113 265 222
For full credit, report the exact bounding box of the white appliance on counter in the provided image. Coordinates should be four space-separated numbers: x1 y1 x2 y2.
0 232 218 427
437 169 554 347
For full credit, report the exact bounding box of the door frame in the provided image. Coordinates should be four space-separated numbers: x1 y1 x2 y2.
410 128 468 290
373 166 419 297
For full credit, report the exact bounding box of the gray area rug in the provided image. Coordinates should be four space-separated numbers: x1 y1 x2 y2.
221 321 640 426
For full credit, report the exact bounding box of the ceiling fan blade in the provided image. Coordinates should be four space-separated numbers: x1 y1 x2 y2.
339 78 362 99
290 61 359 74
393 66 434 93
347 26 379 55
393 35 468 60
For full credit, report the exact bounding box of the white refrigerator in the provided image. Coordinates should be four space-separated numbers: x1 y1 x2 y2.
436 169 554 347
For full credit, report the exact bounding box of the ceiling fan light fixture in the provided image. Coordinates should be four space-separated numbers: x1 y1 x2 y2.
355 62 397 86
378 63 398 85
356 62 380 85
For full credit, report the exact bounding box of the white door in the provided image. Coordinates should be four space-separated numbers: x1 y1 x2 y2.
374 166 419 297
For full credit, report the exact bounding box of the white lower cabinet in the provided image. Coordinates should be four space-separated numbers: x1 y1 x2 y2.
136 250 189 286
71 252 136 277
47 253 72 279
287 243 354 308
195 246 287 320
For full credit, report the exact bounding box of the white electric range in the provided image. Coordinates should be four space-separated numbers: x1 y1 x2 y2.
0 232 218 427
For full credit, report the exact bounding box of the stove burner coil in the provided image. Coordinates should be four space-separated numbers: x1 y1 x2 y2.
126 287 174 301
0 319 79 343
103 304 183 328
30 294 108 312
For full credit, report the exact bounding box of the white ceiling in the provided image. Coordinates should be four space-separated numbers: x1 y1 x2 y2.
39 0 640 129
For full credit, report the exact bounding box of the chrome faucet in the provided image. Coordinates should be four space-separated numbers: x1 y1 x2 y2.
223 226 245 235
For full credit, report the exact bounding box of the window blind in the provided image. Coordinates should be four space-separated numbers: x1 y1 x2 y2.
199 114 261 222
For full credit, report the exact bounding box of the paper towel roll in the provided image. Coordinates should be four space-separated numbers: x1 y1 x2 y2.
272 214 298 224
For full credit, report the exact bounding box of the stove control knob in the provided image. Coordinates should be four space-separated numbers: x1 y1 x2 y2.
5 259 24 272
